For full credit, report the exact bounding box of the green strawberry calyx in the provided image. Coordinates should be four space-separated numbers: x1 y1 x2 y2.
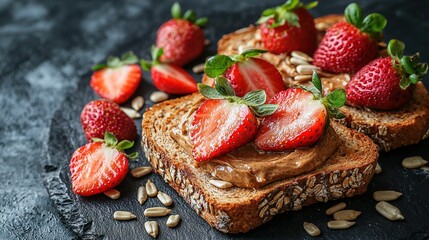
198 77 279 117
91 52 139 71
301 71 346 119
387 39 428 90
344 3 387 39
92 132 139 160
204 49 267 78
171 2 208 27
140 46 164 71
256 0 318 28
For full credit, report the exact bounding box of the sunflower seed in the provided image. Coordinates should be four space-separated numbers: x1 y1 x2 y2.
296 64 320 75
144 221 159 238
131 166 152 178
333 210 361 221
325 202 347 215
209 179 233 189
375 201 404 221
137 186 148 205
121 107 141 119
402 156 428 169
293 75 312 83
150 91 169 103
375 163 382 174
166 214 181 228
157 191 173 207
303 222 321 237
103 189 120 200
291 50 313 62
373 190 402 202
327 220 355 229
192 63 205 73
113 211 136 221
144 207 172 217
146 179 158 197
131 96 144 111
290 57 309 65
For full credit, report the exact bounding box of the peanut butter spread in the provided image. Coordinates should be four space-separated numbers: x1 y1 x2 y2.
170 99 341 189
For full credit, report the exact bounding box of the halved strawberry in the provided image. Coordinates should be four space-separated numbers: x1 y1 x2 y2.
70 132 138 196
191 77 278 161
205 49 284 102
255 72 346 151
91 52 141 104
141 47 197 94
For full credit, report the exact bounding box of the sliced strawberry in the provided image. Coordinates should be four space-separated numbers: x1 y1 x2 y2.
224 58 285 101
151 64 198 94
70 132 138 196
190 99 258 161
91 52 141 104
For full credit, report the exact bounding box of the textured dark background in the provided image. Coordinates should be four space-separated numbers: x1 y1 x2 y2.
1 0 429 239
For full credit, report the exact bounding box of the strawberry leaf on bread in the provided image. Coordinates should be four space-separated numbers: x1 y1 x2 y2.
91 51 139 71
344 3 386 39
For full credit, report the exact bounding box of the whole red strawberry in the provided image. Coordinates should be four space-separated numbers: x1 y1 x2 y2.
257 0 318 55
141 46 198 94
255 72 346 151
81 99 137 142
91 52 141 104
70 132 138 196
156 3 207 66
205 49 285 102
191 77 278 161
346 39 428 110
313 3 387 74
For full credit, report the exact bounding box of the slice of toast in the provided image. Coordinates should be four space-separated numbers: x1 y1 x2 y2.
211 15 429 151
142 93 378 233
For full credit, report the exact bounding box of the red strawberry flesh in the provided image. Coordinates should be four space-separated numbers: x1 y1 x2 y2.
151 64 197 94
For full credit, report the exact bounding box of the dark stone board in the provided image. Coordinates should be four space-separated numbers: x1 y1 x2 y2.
43 0 429 239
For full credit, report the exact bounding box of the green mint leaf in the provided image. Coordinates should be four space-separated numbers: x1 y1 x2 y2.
104 132 118 148
345 3 363 27
204 55 235 78
171 2 181 19
140 60 152 71
91 63 107 71
127 152 139 160
195 17 208 27
326 89 346 108
198 83 225 99
117 140 134 151
327 107 345 119
387 39 405 60
91 137 104 142
183 9 196 23
251 104 279 117
240 49 267 58
107 56 121 68
311 71 323 93
151 46 163 63
360 13 387 35
121 52 138 65
304 1 318 10
242 90 266 106
401 56 415 74
215 77 236 96
399 76 411 90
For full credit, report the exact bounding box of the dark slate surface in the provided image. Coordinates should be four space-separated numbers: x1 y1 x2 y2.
1 0 429 239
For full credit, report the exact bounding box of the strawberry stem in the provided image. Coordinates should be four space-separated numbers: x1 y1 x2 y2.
344 3 386 39
140 46 164 71
94 132 139 160
170 2 208 27
91 52 139 71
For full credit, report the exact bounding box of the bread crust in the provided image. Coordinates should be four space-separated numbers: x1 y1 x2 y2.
142 93 378 233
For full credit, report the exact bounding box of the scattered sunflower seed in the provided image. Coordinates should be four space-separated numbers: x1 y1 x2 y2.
146 179 158 197
290 57 309 65
209 179 233 189
327 220 355 230
157 191 173 207
150 91 169 103
113 211 136 221
131 96 145 111
296 64 320 75
333 210 361 221
144 207 172 217
375 163 382 174
402 156 428 169
303 222 321 237
375 201 404 221
373 191 402 202
325 202 347 215
121 107 141 119
293 75 312 83
144 221 159 238
131 166 152 178
166 214 181 228
137 185 148 205
291 50 313 62
103 189 120 200
192 63 205 73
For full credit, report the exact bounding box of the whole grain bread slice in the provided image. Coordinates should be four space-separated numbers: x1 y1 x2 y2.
142 93 378 233
210 14 429 151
